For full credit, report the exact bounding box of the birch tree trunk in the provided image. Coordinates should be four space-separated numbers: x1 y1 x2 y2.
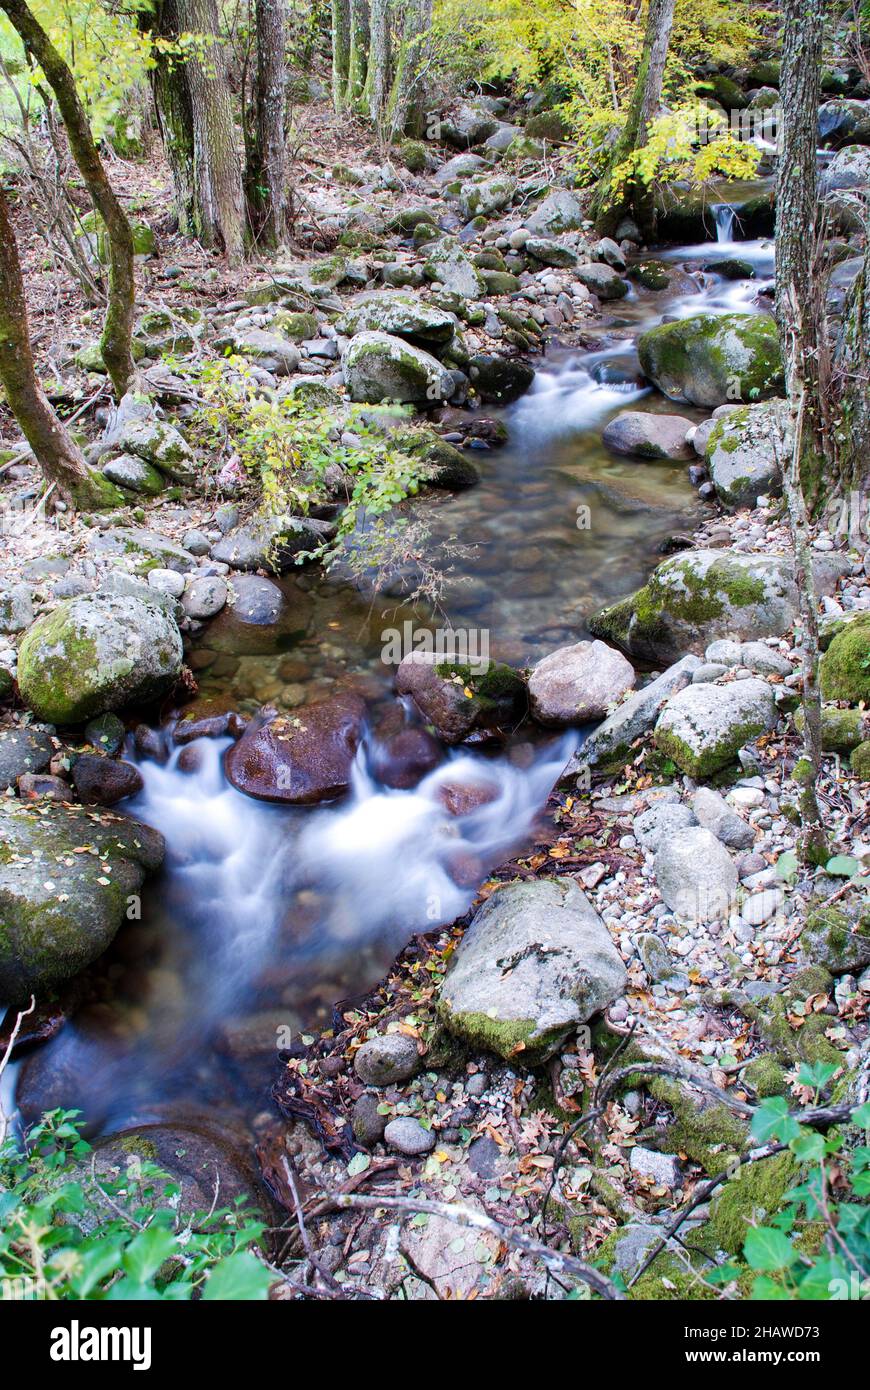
0 0 137 397
247 0 289 247
0 184 112 508
591 0 676 239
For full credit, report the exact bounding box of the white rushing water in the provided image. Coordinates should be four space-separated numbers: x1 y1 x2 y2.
127 727 577 1024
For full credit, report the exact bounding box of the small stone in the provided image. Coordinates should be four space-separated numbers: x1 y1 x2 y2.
183 576 228 620
383 1117 435 1156
633 801 696 852
354 1033 420 1087
183 530 211 556
742 888 785 925
351 1093 387 1148
148 568 185 598
630 1146 682 1188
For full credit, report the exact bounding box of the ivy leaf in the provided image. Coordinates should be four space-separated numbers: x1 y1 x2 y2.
122 1224 177 1284
825 855 861 878
744 1226 798 1271
776 850 798 882
750 1096 802 1145
797 1061 839 1091
202 1250 273 1301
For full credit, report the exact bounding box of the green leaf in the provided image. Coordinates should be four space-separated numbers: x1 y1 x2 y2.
797 1061 839 1091
122 1225 177 1284
202 1250 273 1301
744 1226 798 1272
751 1097 802 1145
776 850 798 882
825 855 860 878
346 1152 371 1177
790 1131 826 1162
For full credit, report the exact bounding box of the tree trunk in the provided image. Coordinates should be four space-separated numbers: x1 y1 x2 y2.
145 0 196 238
344 0 369 111
365 0 390 129
177 0 245 264
387 0 431 139
247 0 289 247
833 242 870 497
331 0 350 113
775 0 828 865
0 184 111 508
591 0 676 239
0 0 136 397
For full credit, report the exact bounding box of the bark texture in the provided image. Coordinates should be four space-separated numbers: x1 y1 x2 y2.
145 0 196 238
247 0 289 246
592 0 676 238
386 0 431 139
331 0 350 112
0 183 108 507
178 0 245 264
775 0 827 864
0 0 136 397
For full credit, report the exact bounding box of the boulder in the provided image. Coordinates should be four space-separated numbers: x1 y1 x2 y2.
0 800 164 1001
110 417 195 481
654 677 778 777
525 190 584 236
102 454 165 496
468 354 534 402
17 592 183 726
336 294 455 349
354 1033 420 1086
575 263 629 300
705 400 790 509
224 328 300 375
226 574 283 625
576 655 702 771
210 511 333 572
224 695 366 803
602 411 694 461
441 101 500 148
800 897 870 975
633 802 697 852
818 98 870 148
182 575 228 620
589 548 849 666
525 237 580 268
433 153 489 185
637 313 784 407
70 753 144 805
342 331 454 404
654 827 738 923
395 652 527 744
0 727 55 790
820 612 870 704
0 583 35 633
691 785 756 849
393 431 480 489
457 174 516 221
422 241 485 299
528 640 635 727
438 877 626 1063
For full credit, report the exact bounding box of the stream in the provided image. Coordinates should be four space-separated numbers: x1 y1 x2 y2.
13 191 778 1138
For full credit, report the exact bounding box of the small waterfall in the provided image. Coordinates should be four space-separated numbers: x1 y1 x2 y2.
714 203 736 243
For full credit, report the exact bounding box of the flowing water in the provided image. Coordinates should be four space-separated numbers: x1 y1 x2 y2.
11 206 778 1136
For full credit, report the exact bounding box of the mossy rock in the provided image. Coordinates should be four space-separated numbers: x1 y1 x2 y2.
742 969 843 1067
795 703 866 752
273 310 319 341
524 110 572 143
650 1078 749 1176
0 800 164 1002
637 312 784 408
800 896 870 975
17 591 183 726
393 429 479 490
819 612 870 704
707 1152 797 1255
399 139 428 173
628 260 671 291
851 740 870 779
743 1053 788 1098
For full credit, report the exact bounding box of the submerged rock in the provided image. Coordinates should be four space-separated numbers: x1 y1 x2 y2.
225 694 366 803
0 800 164 1001
637 313 784 408
17 592 183 726
439 877 626 1064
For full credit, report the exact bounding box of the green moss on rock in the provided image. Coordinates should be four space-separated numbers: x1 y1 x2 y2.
820 613 870 704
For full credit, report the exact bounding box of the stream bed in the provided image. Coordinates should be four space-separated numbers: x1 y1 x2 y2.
12 214 778 1139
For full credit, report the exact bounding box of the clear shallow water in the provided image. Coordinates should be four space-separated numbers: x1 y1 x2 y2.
12 214 776 1135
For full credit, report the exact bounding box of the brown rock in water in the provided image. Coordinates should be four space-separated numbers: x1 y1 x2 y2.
371 725 442 788
225 694 366 803
71 753 144 805
437 779 500 816
395 651 527 744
